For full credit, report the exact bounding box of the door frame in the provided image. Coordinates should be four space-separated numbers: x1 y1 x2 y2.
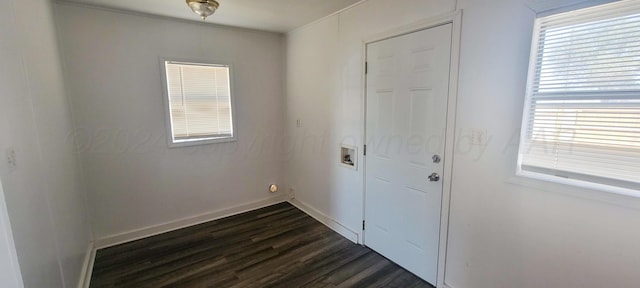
0 177 24 287
360 11 462 288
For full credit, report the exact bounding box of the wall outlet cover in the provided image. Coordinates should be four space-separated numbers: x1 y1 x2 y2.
5 148 16 172
470 128 487 146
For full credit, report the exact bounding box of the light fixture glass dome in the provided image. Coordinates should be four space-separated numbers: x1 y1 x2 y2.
186 0 220 20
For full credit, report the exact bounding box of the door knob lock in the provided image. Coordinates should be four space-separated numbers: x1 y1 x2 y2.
428 173 440 182
432 155 441 163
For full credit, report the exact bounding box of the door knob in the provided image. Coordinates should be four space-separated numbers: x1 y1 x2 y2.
428 173 440 182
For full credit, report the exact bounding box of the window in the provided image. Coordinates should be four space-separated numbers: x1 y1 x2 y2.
161 60 236 146
518 0 640 195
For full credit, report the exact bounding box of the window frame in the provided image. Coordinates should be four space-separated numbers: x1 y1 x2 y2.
516 3 640 198
159 57 238 148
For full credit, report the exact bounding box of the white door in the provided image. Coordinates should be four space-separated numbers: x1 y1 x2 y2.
364 24 452 285
0 178 23 287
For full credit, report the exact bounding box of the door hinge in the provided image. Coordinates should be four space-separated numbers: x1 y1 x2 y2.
364 145 367 156
365 62 368 74
362 220 366 230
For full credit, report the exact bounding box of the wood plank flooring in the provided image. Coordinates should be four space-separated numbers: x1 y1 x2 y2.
90 202 434 288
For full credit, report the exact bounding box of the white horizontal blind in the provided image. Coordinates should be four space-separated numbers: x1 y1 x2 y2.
520 0 640 191
165 62 233 142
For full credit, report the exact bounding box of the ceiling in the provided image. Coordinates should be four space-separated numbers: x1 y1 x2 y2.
61 0 619 32
523 0 617 13
61 0 363 33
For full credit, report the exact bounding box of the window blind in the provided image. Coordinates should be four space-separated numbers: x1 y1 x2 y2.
519 0 640 191
165 62 233 142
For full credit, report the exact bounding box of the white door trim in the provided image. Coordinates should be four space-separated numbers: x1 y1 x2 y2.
360 10 462 288
0 177 24 287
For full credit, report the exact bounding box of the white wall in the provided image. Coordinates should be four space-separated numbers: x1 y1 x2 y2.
448 0 640 287
286 0 640 287
0 0 92 287
55 3 286 241
286 0 455 242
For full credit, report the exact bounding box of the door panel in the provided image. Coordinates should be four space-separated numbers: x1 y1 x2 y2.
364 24 452 285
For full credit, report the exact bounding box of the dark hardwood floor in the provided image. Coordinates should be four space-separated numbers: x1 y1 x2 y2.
90 202 433 288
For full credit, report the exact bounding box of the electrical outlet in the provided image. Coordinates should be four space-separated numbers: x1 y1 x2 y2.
5 148 16 172
296 119 301 128
288 187 296 199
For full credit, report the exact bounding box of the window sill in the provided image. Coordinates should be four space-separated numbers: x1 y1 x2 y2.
505 171 640 210
168 136 237 148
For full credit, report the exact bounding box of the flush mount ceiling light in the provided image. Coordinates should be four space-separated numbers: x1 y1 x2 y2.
186 0 220 21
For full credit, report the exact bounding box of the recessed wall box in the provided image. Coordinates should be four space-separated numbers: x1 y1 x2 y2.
340 145 357 170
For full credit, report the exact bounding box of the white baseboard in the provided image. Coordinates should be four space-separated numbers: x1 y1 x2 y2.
77 242 96 288
287 199 359 244
84 196 359 287
442 282 455 288
94 195 286 249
